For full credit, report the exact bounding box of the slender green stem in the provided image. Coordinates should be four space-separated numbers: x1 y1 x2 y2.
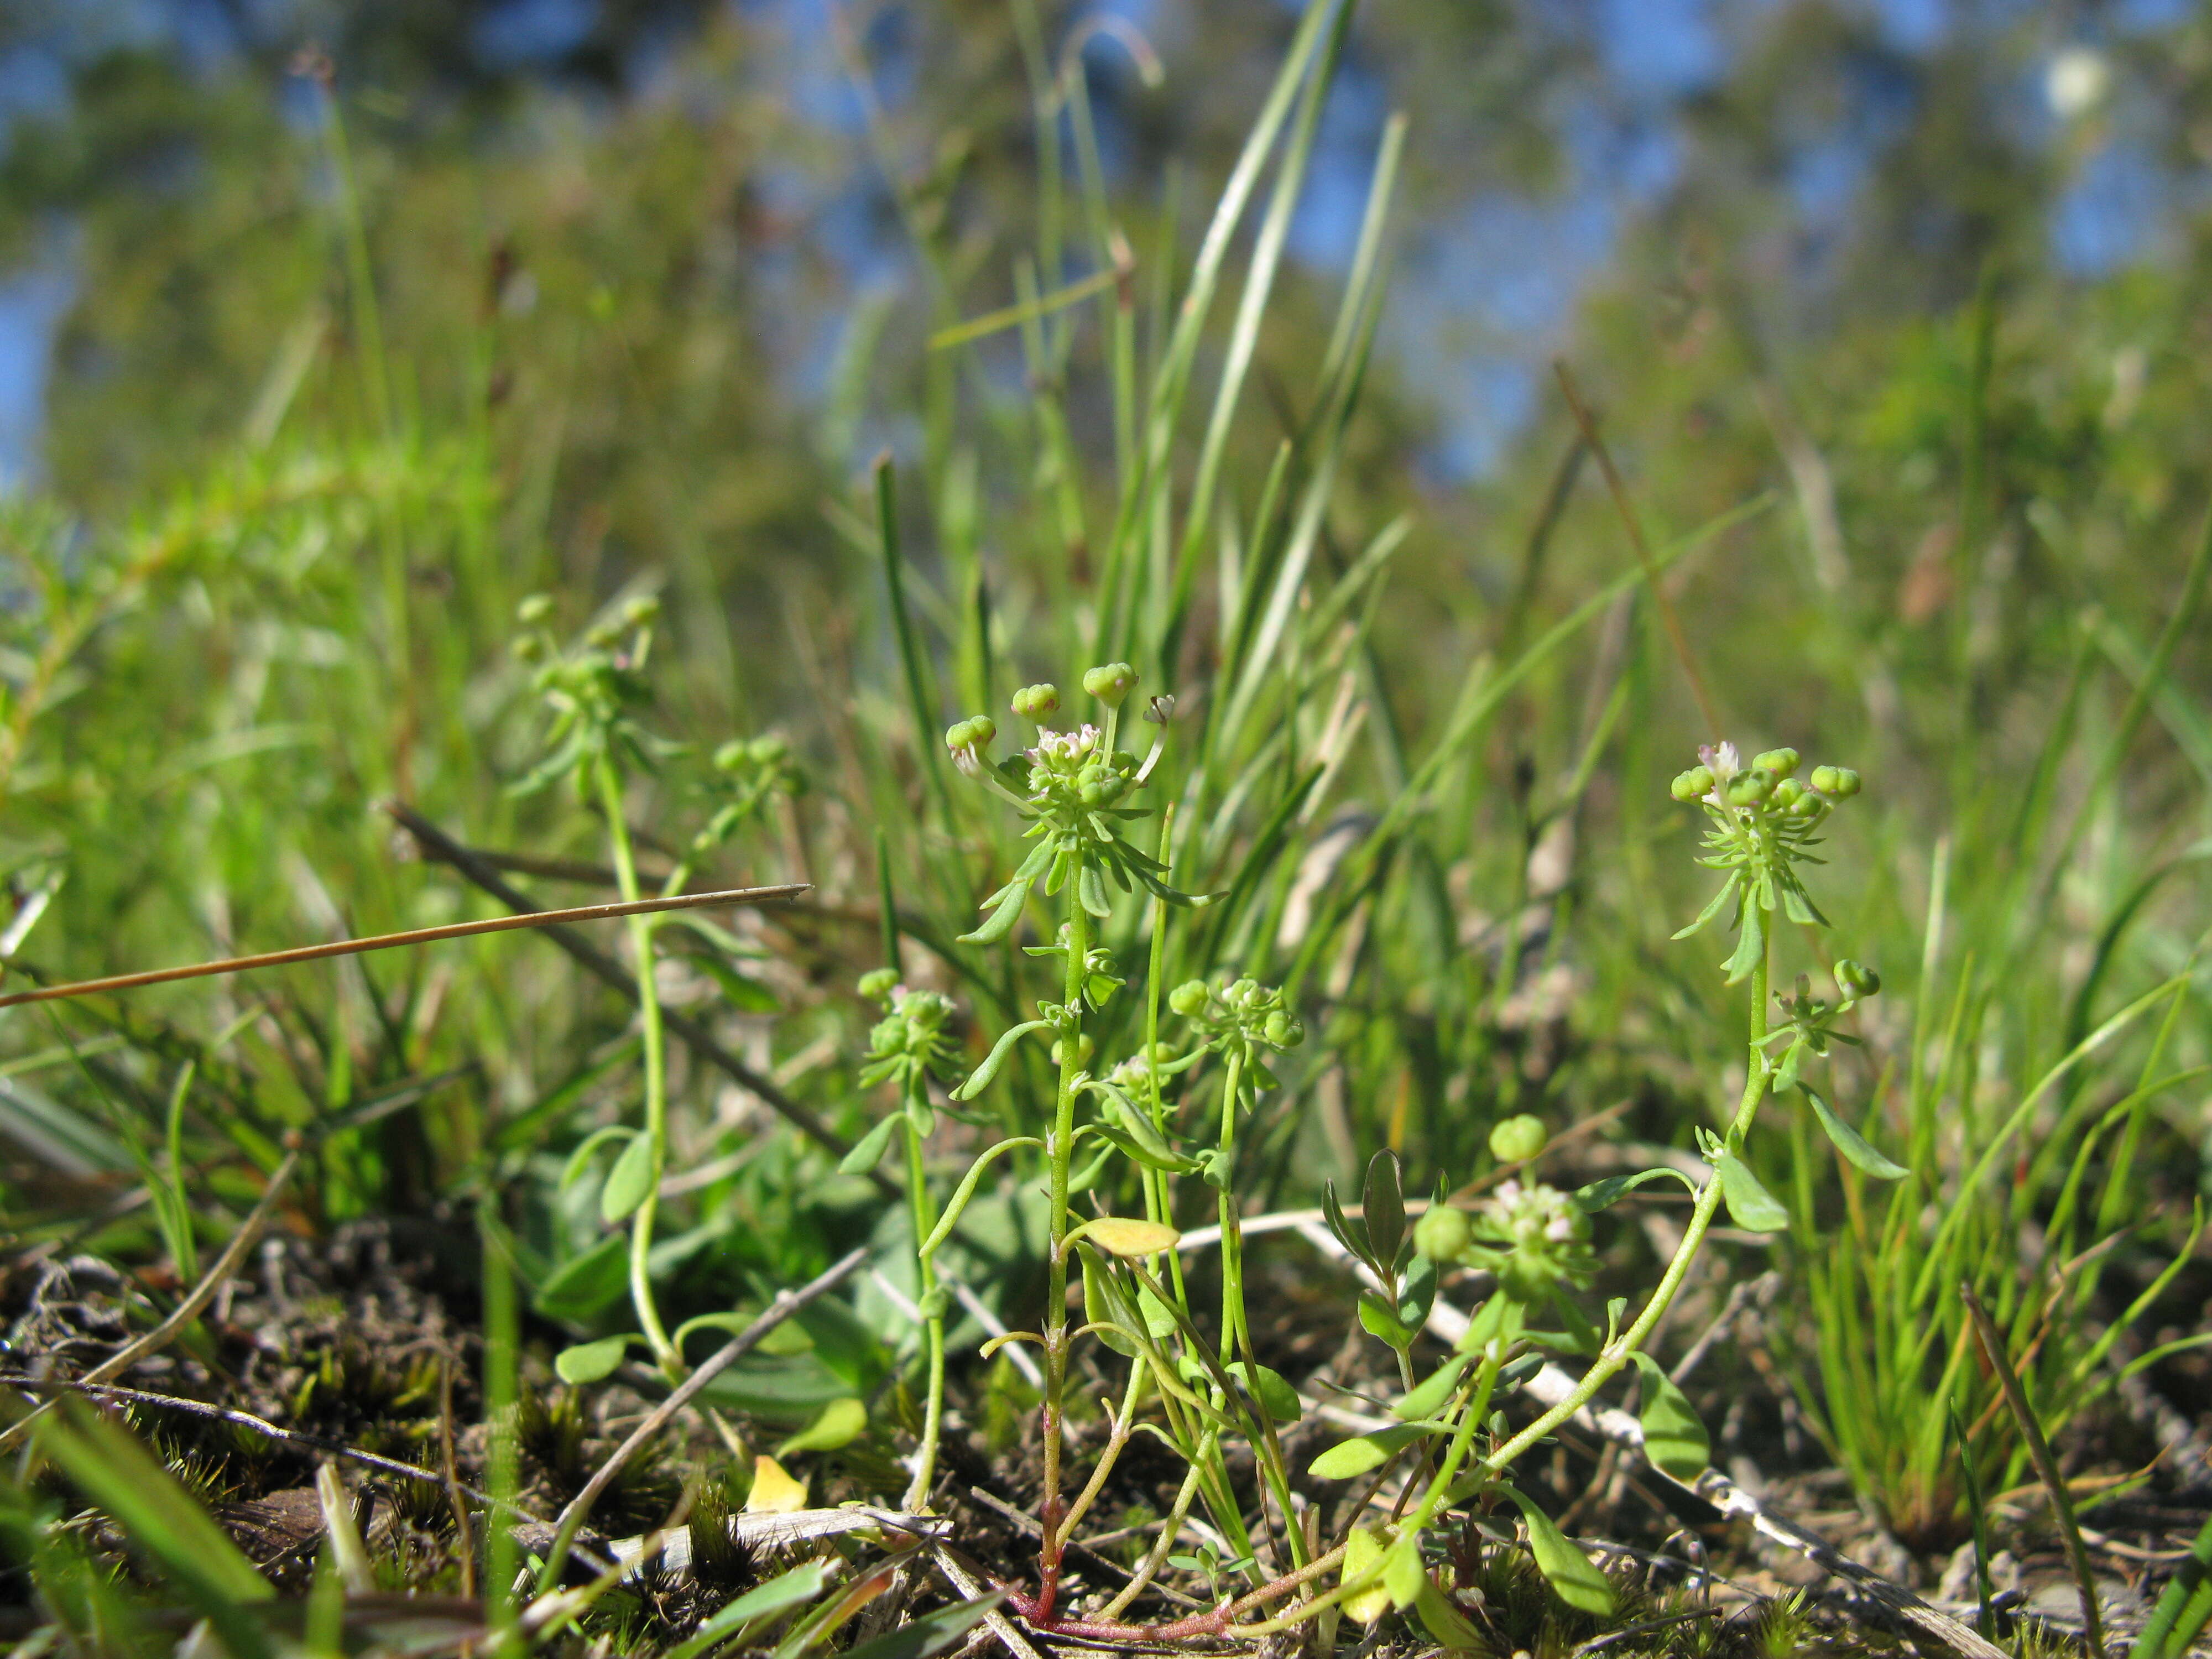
902 1097 947 1512
599 757 676 1371
1215 1046 1249 1365
1480 921 1770 1477
1036 857 1093 1619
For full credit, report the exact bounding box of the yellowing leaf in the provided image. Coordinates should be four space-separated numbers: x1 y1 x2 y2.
1074 1216 1181 1257
744 1453 810 1514
1341 1526 1394 1625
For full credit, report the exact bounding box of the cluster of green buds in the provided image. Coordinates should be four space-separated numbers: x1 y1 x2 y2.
1668 742 1864 982
857 969 958 1128
943 665 1200 944
1414 1180 1597 1305
1762 960 1881 1093
508 592 670 799
1170 975 1306 1069
692 732 804 856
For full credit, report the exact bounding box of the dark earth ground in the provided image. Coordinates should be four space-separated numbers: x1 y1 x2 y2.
5 1185 2211 1659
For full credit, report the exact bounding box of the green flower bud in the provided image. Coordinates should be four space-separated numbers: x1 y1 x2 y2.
1083 662 1139 707
714 739 748 771
622 594 661 627
1834 959 1881 999
1810 764 1861 799
1261 1010 1304 1048
1751 747 1801 778
1412 1204 1473 1263
1670 765 1714 802
1012 683 1060 718
1169 980 1210 1018
1726 768 1776 807
510 634 546 664
858 968 900 1001
517 593 554 625
1488 1114 1548 1164
1771 777 1806 811
584 620 621 649
748 734 790 766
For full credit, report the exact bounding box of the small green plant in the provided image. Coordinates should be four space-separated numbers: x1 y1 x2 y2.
513 590 799 1384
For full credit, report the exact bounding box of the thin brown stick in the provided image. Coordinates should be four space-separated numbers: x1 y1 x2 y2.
0 887 807 1011
1965 1282 2109 1659
1553 361 1722 739
384 799 883 1182
0 1147 300 1452
538 1246 872 1588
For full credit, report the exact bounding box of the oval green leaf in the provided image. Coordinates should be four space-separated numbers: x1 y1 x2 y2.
1309 1423 1432 1480
1629 1352 1710 1481
600 1130 658 1222
555 1334 633 1385
1713 1149 1790 1233
1495 1486 1616 1616
776 1396 867 1457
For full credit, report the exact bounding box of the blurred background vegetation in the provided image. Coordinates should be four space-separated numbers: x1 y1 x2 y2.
3 0 2211 1554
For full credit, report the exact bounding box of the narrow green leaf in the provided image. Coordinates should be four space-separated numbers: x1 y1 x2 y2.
1573 1167 1699 1213
1803 1087 1909 1180
1309 1423 1433 1479
950 1020 1048 1100
1394 1353 1474 1421
1671 872 1739 941
1629 1353 1710 1481
1362 1149 1406 1271
1383 1536 1426 1610
839 1595 1006 1659
838 1115 901 1176
664 1561 830 1659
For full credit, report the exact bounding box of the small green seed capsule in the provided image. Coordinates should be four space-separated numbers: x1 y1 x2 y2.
748 734 790 766
585 620 621 649
1011 683 1060 718
945 719 976 752
1489 1114 1548 1164
622 594 661 627
1810 764 1861 798
1262 1010 1303 1048
510 634 546 664
1083 662 1139 707
1752 747 1801 778
1670 765 1714 802
517 593 554 624
858 968 900 1000
1771 777 1806 811
1834 959 1881 999
1169 980 1210 1018
1412 1204 1473 1263
967 716 997 747
1050 1034 1095 1068
714 739 748 770
1726 768 1777 807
